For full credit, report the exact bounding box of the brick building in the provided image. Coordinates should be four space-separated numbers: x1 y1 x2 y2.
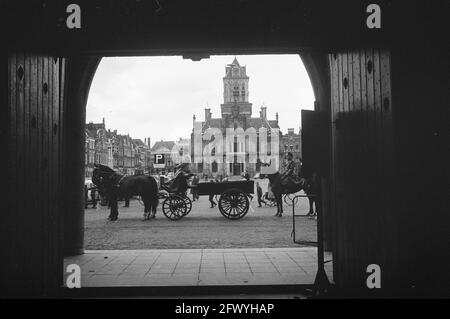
84 118 151 177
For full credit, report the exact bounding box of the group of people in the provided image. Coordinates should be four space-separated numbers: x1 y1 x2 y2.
188 152 304 209
191 173 231 208
255 181 274 207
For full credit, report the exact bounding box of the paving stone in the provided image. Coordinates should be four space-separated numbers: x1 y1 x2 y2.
65 248 332 287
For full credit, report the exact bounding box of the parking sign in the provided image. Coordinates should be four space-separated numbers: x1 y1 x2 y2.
154 154 165 168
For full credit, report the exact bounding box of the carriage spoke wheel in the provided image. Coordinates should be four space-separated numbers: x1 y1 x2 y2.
182 196 192 216
218 189 249 220
162 195 186 220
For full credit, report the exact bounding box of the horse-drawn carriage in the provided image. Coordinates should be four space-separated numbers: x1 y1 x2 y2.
92 161 315 222
158 175 254 221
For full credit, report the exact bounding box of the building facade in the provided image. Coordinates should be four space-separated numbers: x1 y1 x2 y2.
133 138 152 175
191 58 281 178
85 119 114 177
280 128 302 161
84 118 152 177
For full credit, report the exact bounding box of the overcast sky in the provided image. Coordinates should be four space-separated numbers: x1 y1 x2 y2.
86 54 315 144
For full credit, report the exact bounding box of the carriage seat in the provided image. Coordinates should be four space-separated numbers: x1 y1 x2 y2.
161 181 190 194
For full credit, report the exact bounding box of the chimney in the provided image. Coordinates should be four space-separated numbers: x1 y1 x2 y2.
260 107 267 119
288 128 294 135
205 108 211 121
276 112 279 122
147 137 151 148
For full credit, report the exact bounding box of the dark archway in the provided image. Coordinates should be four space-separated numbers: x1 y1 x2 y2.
63 56 101 255
3 0 448 298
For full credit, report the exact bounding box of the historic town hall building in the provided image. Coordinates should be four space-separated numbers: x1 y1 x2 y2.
191 58 282 178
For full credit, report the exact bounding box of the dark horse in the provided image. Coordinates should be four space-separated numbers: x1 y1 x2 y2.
92 164 159 221
261 162 318 217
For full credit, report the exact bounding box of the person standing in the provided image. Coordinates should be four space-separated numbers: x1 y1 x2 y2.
256 182 266 207
267 180 275 201
209 179 217 208
90 187 97 209
191 174 199 201
242 169 250 181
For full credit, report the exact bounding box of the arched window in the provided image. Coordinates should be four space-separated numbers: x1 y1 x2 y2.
233 86 239 98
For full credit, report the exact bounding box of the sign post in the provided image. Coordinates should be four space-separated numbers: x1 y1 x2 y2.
153 154 165 169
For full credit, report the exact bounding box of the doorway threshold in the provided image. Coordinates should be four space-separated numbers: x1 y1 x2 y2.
64 248 333 288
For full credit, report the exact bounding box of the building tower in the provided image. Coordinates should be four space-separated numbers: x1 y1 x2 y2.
221 57 252 118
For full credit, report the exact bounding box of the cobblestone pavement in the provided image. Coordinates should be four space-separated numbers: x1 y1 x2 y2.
84 194 317 250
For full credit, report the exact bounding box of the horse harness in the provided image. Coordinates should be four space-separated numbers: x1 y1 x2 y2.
99 171 126 189
113 174 127 188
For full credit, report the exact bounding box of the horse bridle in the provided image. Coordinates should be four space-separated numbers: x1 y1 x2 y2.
94 170 126 188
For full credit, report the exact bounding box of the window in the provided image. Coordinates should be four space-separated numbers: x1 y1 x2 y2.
233 86 239 98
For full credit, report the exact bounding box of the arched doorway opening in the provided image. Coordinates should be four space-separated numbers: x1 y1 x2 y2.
65 53 330 289
7 0 445 298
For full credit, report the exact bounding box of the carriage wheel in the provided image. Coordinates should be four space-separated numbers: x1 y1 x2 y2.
162 195 186 220
183 196 192 216
284 193 299 206
218 189 249 220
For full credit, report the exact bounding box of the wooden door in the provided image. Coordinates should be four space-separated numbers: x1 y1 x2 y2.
3 53 65 297
329 50 397 291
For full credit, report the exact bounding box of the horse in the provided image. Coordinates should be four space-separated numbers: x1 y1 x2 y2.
260 161 318 217
92 164 159 221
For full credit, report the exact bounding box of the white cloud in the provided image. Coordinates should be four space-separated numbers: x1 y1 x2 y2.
86 54 315 143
